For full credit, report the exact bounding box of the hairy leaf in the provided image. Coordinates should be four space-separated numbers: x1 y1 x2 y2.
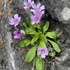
25 28 37 34
43 21 49 33
19 40 31 48
22 22 28 28
36 57 44 70
48 40 61 53
33 58 36 67
46 32 58 39
25 45 37 62
31 34 39 44
39 40 46 47
34 24 41 30
40 34 47 43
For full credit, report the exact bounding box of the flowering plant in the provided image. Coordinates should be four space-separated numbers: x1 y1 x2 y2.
9 0 61 70
19 18 61 70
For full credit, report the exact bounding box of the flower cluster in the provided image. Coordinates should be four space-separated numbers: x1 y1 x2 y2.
23 0 48 58
9 14 23 39
23 0 45 24
9 1 60 70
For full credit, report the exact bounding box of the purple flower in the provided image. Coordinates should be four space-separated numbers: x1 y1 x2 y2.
23 0 34 9
9 14 21 27
37 47 48 58
13 30 22 39
35 11 44 17
31 3 45 13
31 14 41 24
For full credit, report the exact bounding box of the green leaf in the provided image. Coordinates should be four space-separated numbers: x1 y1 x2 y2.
39 33 47 43
42 34 47 43
48 40 61 53
25 45 37 62
40 34 47 43
39 40 46 47
19 40 31 48
36 57 44 70
34 24 41 30
45 32 58 39
49 51 56 57
43 21 49 33
26 17 30 24
29 25 35 30
33 58 36 66
22 22 28 28
31 34 39 44
25 28 37 34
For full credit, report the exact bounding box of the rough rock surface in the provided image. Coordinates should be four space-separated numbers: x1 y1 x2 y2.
42 0 70 24
0 0 70 70
0 0 33 70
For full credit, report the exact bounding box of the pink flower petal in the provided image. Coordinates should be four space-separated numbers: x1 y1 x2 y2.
31 1 34 5
38 47 42 51
44 47 47 50
40 5 45 11
34 17 40 23
14 35 20 39
9 18 14 22
18 17 21 22
41 54 46 58
9 18 15 25
23 2 27 5
31 15 35 19
31 14 40 24
14 23 19 27
37 47 48 58
9 22 15 25
24 7 28 9
13 30 18 34
35 20 40 24
37 3 41 8
32 4 36 8
37 51 41 55
31 20 35 24
30 9 36 13
45 52 48 55
14 14 18 19
41 11 44 15
9 14 21 26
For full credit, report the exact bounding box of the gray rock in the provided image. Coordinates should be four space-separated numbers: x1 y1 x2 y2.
51 49 70 70
42 0 70 24
0 0 33 70
0 0 70 70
